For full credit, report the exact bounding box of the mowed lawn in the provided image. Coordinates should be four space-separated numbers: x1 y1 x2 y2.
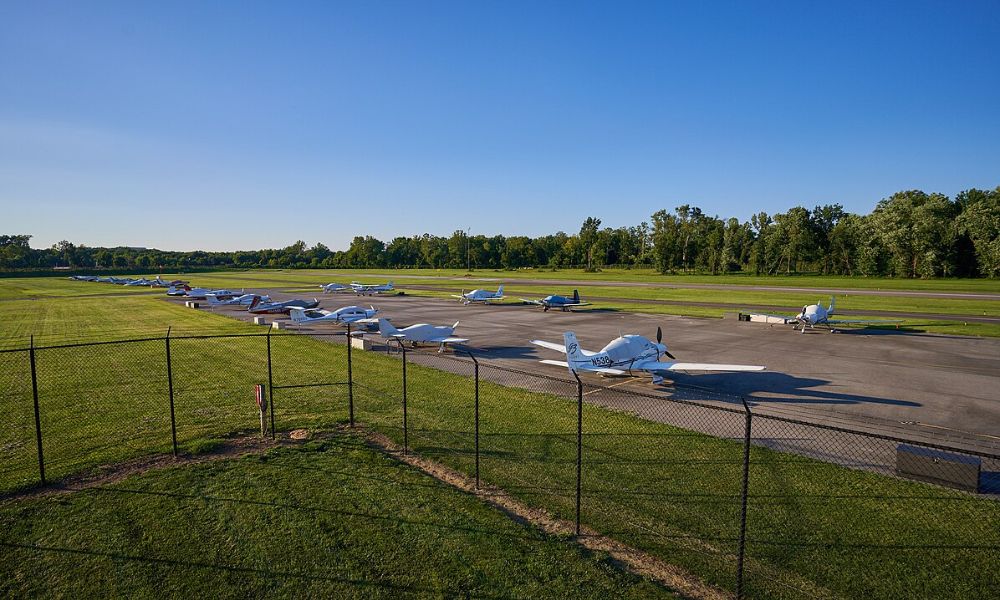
0 436 671 599
8 271 997 337
0 287 996 598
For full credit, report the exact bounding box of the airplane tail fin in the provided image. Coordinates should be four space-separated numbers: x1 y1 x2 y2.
497 285 504 296
828 296 835 315
206 295 222 305
248 296 261 311
377 318 399 338
289 308 308 323
452 321 460 330
573 289 580 303
563 331 587 364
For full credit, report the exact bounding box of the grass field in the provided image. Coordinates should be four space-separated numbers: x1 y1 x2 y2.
3 272 1000 338
0 435 671 598
0 285 996 599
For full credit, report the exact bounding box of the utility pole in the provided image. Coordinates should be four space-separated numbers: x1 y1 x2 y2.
466 228 471 271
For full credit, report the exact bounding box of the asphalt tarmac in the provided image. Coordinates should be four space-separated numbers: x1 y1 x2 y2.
194 289 1000 458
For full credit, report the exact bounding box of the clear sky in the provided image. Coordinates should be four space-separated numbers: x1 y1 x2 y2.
2 1 998 251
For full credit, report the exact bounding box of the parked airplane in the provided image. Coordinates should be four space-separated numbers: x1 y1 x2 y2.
453 285 504 305
320 283 350 293
521 289 590 312
531 329 765 384
206 293 269 307
376 318 468 352
289 305 379 325
350 281 394 296
247 296 321 314
168 286 240 300
69 275 98 282
765 296 901 333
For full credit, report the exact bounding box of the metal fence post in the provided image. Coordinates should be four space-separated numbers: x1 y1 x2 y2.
466 352 480 489
402 345 408 455
166 327 178 456
347 323 354 427
267 329 275 440
29 335 46 485
736 397 753 599
572 369 583 536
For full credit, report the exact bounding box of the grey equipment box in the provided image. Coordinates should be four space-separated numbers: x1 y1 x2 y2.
895 444 981 492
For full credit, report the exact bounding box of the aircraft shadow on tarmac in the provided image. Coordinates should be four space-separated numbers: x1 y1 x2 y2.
829 325 983 340
664 371 921 408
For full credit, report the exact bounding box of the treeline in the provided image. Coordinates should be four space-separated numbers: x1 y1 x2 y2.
3 187 998 277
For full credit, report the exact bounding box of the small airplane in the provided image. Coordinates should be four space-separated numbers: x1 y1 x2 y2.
521 289 590 312
453 285 504 305
764 296 901 333
247 296 321 314
69 275 98 282
206 293 270 307
168 286 240 300
289 305 379 326
350 281 394 296
320 283 350 293
376 318 469 352
531 328 765 384
123 278 153 286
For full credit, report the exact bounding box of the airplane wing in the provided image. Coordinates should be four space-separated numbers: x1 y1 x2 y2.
530 339 566 353
558 302 590 307
825 318 902 325
450 295 467 299
539 359 626 375
631 359 765 372
428 336 469 344
520 298 543 305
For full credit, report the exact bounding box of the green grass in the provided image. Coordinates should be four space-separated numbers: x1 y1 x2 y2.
152 267 1000 293
5 272 998 338
0 436 670 598
401 287 1000 337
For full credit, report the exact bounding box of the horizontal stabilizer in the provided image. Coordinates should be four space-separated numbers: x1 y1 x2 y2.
530 339 566 353
430 337 469 344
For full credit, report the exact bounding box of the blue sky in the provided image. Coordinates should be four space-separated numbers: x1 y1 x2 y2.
2 1 998 251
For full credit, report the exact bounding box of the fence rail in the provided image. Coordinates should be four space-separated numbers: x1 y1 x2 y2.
0 330 998 599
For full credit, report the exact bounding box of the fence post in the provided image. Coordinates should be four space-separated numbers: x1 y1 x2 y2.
466 351 480 489
29 335 46 486
347 323 354 427
572 369 583 536
267 329 275 440
736 397 753 599
166 327 178 456
401 344 408 455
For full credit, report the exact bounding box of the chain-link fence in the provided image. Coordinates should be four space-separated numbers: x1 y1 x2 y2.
1 330 997 599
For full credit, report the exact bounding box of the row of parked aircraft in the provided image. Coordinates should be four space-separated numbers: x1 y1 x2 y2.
71 275 187 287
321 281 395 295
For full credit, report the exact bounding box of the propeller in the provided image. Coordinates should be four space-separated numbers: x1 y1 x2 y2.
655 326 676 359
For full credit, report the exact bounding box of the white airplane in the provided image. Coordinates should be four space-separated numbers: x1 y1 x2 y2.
521 289 590 312
766 296 901 333
531 328 765 384
289 305 379 326
206 293 270 307
376 318 468 352
350 281 394 296
320 283 350 293
247 296 321 314
168 286 239 300
452 285 504 305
